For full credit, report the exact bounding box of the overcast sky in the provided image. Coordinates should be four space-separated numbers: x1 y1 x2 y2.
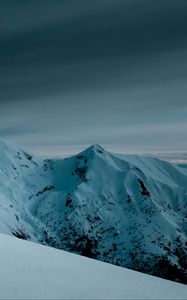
0 0 187 156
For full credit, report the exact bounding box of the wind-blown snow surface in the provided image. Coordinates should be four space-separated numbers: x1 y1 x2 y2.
0 138 186 283
0 233 186 300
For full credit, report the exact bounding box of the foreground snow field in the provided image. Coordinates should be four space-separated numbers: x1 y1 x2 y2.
0 233 186 300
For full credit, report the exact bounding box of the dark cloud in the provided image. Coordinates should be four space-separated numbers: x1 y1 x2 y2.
0 1 187 154
1 1 187 98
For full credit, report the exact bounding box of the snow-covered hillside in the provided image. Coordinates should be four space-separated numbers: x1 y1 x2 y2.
0 233 186 299
0 138 186 283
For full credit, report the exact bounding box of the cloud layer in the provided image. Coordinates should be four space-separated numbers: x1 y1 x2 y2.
0 0 187 155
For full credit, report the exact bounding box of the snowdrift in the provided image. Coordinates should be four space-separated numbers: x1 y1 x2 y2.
0 233 186 299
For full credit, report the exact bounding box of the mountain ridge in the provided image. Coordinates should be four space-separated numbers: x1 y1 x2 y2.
0 138 186 283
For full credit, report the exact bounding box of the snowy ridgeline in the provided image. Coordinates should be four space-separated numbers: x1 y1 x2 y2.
0 138 186 284
0 233 186 299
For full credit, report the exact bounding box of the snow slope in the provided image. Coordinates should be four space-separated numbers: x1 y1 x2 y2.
0 233 186 300
0 138 186 283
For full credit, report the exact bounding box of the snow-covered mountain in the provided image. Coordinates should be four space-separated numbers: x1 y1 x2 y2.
0 233 186 299
0 138 186 283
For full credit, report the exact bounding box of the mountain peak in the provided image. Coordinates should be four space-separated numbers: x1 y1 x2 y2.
77 144 106 159
0 138 186 283
89 144 105 152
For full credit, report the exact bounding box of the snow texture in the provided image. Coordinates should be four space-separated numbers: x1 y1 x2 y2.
0 233 186 299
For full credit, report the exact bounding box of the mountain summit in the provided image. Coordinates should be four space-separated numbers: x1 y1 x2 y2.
0 139 186 283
